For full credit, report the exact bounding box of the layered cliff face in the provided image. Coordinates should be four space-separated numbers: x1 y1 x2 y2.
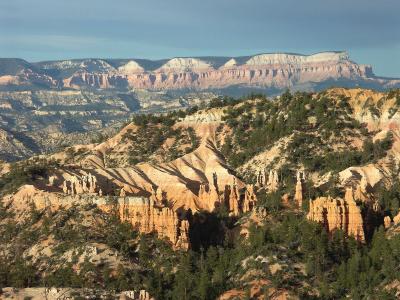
1 52 399 93
48 52 398 91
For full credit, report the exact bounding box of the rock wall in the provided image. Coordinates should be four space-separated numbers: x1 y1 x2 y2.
96 197 190 250
5 53 400 93
60 52 377 91
7 183 190 250
307 188 365 242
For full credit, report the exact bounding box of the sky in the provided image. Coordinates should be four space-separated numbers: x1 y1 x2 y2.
0 0 399 77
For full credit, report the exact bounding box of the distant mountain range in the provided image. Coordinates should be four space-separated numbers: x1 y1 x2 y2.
1 51 399 93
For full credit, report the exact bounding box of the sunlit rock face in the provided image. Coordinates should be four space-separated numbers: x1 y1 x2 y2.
3 51 399 92
1 52 399 162
61 51 379 90
96 197 190 250
307 188 366 242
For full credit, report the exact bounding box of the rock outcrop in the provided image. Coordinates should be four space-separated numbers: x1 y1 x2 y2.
62 173 98 195
384 216 392 228
198 182 221 212
4 184 69 212
225 179 241 216
256 168 279 192
196 173 258 216
150 186 166 205
8 182 191 250
267 170 279 192
96 197 190 250
225 180 258 215
393 211 400 225
197 178 259 216
307 188 365 242
294 171 305 207
243 184 257 213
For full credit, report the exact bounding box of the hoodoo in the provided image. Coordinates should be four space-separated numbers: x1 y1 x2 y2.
96 197 190 250
294 171 305 207
307 188 365 242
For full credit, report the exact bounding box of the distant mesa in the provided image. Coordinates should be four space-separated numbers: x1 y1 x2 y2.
0 51 399 92
245 51 349 66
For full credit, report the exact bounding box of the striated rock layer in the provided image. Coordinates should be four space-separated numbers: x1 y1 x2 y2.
3 52 399 92
63 52 378 91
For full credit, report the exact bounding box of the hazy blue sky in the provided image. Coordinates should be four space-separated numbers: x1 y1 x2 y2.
0 0 399 77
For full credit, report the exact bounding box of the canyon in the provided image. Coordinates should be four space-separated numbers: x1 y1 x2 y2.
2 87 400 298
1 51 400 162
307 188 367 242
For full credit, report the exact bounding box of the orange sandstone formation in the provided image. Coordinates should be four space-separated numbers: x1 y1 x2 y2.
150 186 165 205
198 182 221 212
393 211 400 225
96 197 190 250
294 171 305 207
197 175 258 215
266 170 279 192
5 184 69 212
10 182 191 250
384 216 392 229
307 188 365 242
225 179 240 216
243 184 257 213
175 220 190 250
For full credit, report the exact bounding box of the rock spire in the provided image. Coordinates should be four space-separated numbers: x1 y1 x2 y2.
307 188 365 242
